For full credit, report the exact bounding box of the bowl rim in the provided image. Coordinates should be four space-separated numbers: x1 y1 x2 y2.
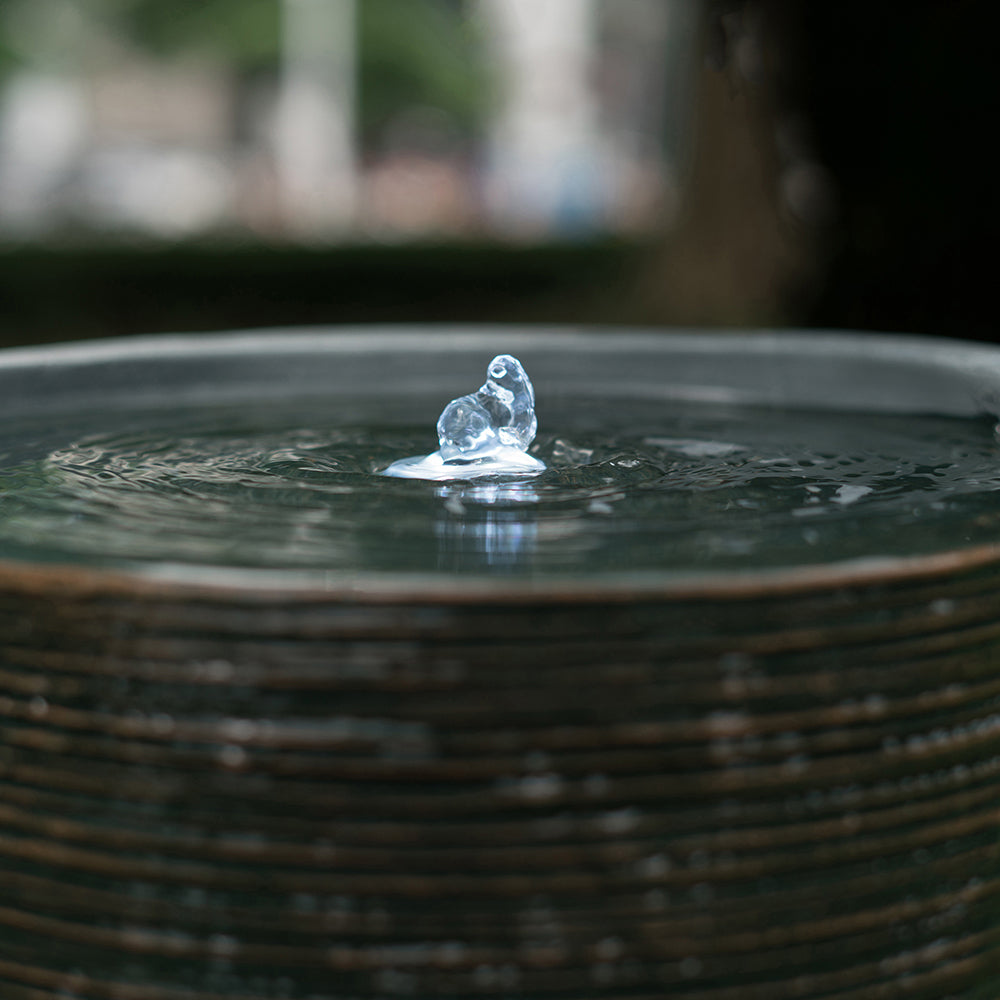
3 543 1000 603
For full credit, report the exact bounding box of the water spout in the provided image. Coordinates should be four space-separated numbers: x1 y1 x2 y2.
382 354 546 481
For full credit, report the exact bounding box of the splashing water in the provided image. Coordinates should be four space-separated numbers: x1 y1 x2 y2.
382 355 546 480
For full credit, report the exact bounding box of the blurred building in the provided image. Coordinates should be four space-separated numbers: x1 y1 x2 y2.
0 0 694 243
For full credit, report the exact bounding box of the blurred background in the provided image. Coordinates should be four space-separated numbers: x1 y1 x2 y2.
0 0 994 347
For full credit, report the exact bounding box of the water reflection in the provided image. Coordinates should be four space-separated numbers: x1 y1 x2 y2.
434 480 539 572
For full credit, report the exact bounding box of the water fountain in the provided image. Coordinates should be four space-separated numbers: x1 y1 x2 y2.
2 326 1000 998
383 353 546 480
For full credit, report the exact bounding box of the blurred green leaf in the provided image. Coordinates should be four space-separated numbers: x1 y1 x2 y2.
358 0 491 142
0 0 493 140
113 0 281 65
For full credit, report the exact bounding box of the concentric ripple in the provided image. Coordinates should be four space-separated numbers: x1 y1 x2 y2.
1 396 1000 577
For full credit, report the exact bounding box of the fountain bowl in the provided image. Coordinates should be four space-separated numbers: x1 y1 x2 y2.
2 326 1000 999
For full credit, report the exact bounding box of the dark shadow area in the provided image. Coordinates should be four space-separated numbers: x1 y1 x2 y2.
771 1 997 340
0 241 643 346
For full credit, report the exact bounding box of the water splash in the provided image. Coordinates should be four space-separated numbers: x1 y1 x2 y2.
382 354 546 480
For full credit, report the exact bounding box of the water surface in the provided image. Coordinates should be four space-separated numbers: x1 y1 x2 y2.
1 394 998 578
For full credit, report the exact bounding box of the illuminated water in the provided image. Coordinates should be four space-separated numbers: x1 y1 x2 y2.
1 392 999 578
383 352 546 479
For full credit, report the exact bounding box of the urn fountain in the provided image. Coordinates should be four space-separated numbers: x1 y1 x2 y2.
1 326 999 999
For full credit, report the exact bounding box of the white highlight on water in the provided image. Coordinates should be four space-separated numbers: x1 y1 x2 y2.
832 484 874 506
382 354 546 481
644 437 746 458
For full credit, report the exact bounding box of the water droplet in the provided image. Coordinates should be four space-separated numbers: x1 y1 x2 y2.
218 744 248 769
150 713 175 736
719 652 752 673
208 934 240 957
863 693 888 716
27 696 49 719
436 941 467 967
518 773 563 801
221 718 257 742
600 807 640 834
680 956 703 978
292 893 320 914
706 710 750 738
201 659 235 682
636 853 671 878
596 937 624 962
782 753 810 774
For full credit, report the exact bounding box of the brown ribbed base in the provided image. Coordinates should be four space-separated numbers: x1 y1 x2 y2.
3 556 1000 998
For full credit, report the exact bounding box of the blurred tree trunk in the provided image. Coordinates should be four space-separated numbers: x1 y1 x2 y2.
628 0 997 339
626 3 821 327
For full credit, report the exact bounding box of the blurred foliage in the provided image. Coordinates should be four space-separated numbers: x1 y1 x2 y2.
0 37 17 79
357 0 491 144
0 241 640 348
0 0 281 74
111 0 282 66
0 0 491 141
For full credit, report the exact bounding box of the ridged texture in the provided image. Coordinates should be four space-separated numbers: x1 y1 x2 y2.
3 556 1000 999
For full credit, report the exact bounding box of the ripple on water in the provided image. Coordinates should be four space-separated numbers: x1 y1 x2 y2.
0 396 999 576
